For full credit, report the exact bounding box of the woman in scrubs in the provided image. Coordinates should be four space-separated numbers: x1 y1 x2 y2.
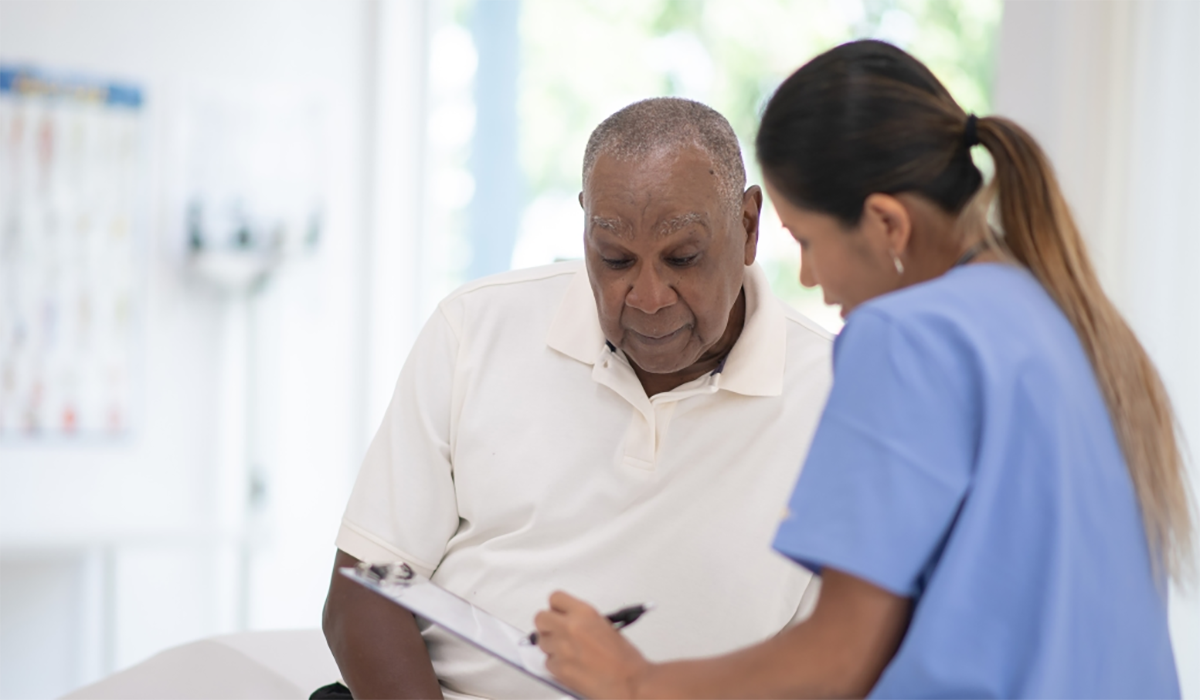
532 40 1192 699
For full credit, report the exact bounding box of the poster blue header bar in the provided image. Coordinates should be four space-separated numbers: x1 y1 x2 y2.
0 66 143 108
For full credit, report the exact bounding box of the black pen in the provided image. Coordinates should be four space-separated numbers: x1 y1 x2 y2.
525 602 654 645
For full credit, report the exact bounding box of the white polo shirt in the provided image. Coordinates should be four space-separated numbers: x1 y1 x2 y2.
337 261 832 700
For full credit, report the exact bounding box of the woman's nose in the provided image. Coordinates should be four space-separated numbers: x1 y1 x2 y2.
798 250 818 288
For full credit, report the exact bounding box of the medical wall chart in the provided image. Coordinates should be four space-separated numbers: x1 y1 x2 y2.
0 67 145 438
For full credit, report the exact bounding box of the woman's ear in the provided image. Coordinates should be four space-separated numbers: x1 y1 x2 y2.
861 193 913 258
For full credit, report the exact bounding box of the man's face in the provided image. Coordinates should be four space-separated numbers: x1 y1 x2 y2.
582 145 759 375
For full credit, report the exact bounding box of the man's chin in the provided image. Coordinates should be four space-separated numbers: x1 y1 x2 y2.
623 347 701 377
619 327 706 373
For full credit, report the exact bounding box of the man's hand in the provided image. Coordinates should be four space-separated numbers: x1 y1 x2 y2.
322 550 444 699
534 592 653 699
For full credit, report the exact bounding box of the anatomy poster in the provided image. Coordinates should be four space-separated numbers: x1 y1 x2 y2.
0 67 144 438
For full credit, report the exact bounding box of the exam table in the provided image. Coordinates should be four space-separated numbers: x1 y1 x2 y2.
62 629 340 699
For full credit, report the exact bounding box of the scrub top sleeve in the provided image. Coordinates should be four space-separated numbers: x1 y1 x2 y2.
336 306 462 577
773 308 979 598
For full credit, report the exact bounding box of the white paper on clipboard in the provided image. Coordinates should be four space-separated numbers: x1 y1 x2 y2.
339 564 581 699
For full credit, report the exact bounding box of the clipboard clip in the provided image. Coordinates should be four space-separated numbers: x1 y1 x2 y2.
358 561 416 587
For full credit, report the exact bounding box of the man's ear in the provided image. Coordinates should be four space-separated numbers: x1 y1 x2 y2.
861 193 912 261
741 186 763 266
578 191 584 209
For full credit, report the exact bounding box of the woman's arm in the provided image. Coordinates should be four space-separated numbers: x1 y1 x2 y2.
534 568 911 699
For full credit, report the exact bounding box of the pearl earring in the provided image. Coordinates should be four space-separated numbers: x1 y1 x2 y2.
892 253 905 276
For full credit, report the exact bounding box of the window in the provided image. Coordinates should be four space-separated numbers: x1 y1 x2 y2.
426 0 1002 332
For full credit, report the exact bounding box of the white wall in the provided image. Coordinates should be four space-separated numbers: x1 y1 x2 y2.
364 0 432 444
995 1 1200 695
0 1 376 696
0 554 94 700
1126 5 1200 687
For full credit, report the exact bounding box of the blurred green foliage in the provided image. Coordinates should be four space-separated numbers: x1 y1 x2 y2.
493 0 1000 318
518 0 1000 193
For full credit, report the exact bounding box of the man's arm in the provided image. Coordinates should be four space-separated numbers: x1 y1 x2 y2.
322 549 444 699
536 567 911 699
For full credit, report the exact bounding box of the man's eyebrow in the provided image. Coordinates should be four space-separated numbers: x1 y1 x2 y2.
656 212 709 239
589 216 624 236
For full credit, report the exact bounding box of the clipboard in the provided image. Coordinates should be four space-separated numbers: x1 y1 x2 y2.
339 562 581 699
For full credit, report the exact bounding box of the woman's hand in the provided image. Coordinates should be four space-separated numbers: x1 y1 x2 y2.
534 591 653 699
533 571 909 699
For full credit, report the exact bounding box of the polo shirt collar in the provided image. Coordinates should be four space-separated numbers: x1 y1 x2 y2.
720 263 786 397
545 268 608 364
545 262 787 397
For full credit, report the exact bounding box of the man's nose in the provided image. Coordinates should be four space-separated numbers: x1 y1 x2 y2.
626 262 677 314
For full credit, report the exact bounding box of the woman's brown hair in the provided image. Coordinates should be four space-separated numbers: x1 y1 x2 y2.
757 39 1193 581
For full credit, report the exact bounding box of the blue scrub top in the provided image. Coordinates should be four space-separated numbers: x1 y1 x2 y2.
773 263 1179 699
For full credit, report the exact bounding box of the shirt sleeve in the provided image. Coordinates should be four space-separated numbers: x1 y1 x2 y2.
336 306 462 577
773 307 980 598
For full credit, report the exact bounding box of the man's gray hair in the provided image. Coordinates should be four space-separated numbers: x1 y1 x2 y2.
582 97 747 217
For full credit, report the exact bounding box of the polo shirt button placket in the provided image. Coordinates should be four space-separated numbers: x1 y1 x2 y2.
592 346 658 471
596 347 721 472
622 408 657 471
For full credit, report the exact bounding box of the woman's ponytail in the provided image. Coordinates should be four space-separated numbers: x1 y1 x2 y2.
977 116 1194 582
758 39 1194 583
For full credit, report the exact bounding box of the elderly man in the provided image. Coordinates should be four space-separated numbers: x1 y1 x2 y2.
321 98 832 699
